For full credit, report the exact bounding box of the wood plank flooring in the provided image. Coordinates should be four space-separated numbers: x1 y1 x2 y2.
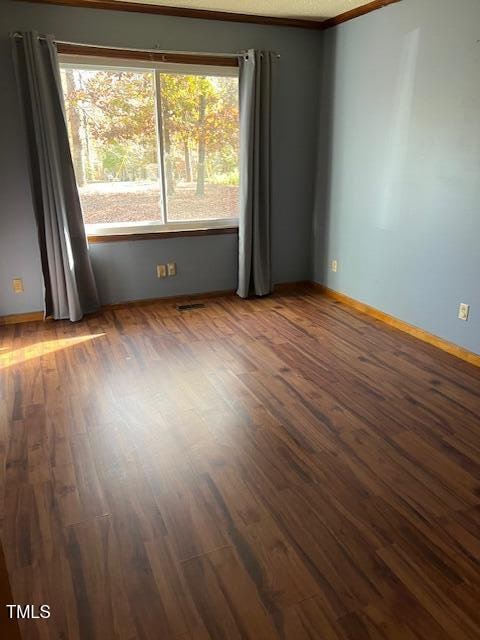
1 285 480 639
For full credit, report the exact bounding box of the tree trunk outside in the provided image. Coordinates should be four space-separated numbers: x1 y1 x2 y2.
183 139 192 182
65 70 86 187
196 94 206 197
163 114 175 196
78 74 92 181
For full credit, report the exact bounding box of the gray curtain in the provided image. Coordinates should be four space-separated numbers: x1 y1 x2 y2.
237 50 273 298
12 32 99 322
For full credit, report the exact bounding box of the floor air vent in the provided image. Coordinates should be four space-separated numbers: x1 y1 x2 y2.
176 303 206 311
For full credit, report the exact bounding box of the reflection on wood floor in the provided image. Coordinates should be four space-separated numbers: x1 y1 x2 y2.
1 285 480 639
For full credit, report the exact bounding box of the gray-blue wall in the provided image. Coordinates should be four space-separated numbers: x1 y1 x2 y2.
0 0 321 313
313 0 480 355
2 0 479 357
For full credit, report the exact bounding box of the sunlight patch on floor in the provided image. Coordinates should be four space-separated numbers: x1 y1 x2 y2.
0 333 105 369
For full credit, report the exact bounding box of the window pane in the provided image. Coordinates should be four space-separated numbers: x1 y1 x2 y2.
60 67 163 225
159 73 239 222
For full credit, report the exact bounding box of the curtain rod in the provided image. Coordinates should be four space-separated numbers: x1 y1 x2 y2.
11 33 280 59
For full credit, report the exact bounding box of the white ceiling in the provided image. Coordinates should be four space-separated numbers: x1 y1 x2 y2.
119 0 371 21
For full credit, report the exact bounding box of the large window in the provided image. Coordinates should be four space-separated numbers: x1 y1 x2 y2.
59 54 239 235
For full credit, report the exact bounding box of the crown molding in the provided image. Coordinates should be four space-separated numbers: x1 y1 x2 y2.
320 0 401 29
16 0 402 30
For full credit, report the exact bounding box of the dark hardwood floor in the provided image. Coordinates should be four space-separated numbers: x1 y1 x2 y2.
1 285 480 639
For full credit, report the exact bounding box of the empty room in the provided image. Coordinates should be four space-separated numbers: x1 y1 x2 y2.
1 0 480 638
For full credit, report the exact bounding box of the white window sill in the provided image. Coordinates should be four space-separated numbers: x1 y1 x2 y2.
86 220 239 243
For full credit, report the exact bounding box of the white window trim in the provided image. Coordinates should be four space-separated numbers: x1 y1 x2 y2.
60 54 240 236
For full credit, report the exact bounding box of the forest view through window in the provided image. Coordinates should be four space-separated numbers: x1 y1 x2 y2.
60 57 240 230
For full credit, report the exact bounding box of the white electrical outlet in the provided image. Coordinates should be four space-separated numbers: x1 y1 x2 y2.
156 264 167 278
12 278 24 293
458 303 470 321
167 261 177 277
331 260 338 273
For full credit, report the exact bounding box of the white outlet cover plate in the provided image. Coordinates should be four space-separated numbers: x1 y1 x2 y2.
458 303 470 321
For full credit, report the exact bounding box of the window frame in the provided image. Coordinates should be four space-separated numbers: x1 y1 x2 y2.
59 50 240 239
